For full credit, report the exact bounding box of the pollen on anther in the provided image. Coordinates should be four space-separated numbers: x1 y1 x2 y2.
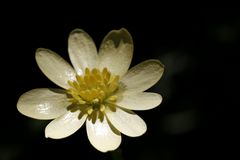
100 104 105 112
87 108 93 115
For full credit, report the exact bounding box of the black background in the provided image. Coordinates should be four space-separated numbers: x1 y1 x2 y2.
1 6 239 160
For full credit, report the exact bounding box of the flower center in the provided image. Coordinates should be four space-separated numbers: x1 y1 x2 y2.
67 68 119 122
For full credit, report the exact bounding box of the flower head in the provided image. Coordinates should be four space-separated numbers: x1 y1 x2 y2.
17 28 164 152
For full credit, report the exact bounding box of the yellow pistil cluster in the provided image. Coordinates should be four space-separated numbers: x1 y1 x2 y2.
67 68 119 122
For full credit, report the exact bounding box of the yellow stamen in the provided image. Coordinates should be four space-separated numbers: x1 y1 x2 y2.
87 108 93 115
100 104 105 112
92 98 99 104
67 68 119 120
107 95 118 103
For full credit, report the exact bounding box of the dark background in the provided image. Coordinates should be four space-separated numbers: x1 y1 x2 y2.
1 6 239 160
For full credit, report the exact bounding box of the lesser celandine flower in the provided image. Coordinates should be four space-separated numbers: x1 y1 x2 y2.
17 28 164 152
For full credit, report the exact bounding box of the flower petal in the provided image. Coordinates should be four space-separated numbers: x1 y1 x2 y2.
98 28 133 77
17 88 70 120
36 48 76 89
86 117 121 152
105 107 147 137
120 59 164 94
68 29 98 75
45 111 87 139
116 92 162 110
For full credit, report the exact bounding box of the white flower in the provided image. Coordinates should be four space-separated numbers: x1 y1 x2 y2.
17 28 164 152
